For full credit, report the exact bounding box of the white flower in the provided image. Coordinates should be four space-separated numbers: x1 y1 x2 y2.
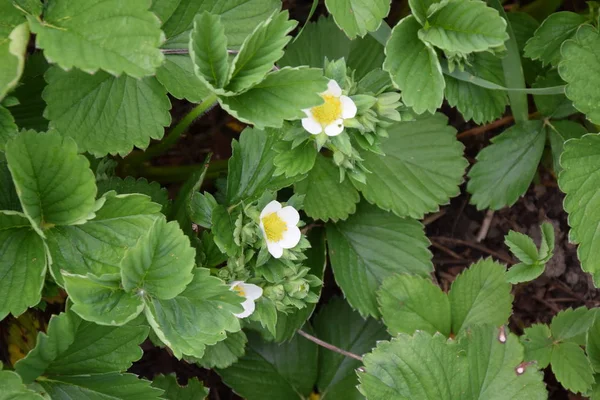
259 200 301 258
302 79 357 137
230 281 263 318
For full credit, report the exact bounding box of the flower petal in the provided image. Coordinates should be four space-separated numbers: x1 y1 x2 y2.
279 225 301 249
324 120 344 136
267 240 284 258
277 206 300 226
260 200 282 219
326 79 342 97
229 281 244 290
302 117 323 135
243 283 263 301
340 95 357 119
234 298 256 318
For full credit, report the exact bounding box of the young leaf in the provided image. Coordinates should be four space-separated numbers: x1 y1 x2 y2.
62 273 145 326
314 297 388 399
324 0 390 39
408 0 438 25
211 205 238 257
524 12 587 67
521 323 553 368
505 231 539 265
15 310 147 383
418 0 508 54
505 263 545 285
273 140 317 178
219 67 328 129
155 53 212 103
0 370 44 400
383 16 445 114
559 25 600 124
559 134 600 285
539 221 556 261
378 274 451 337
547 120 587 174
43 67 171 157
354 113 467 219
189 192 217 229
0 106 17 151
0 3 29 100
449 259 513 335
217 330 318 400
194 330 247 369
121 217 195 300
359 325 547 399
227 127 297 205
37 372 163 400
295 154 360 222
551 342 595 394
189 11 231 90
47 192 162 285
0 211 47 320
226 11 296 92
467 120 546 210
326 201 433 317
28 0 165 78
152 375 209 400
6 130 97 233
144 268 243 359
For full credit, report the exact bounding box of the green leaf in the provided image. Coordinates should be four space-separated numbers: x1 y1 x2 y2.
0 211 47 320
0 105 17 151
418 0 508 54
383 16 444 114
62 273 145 326
0 3 28 100
533 70 576 119
218 67 328 129
449 259 512 335
551 342 595 394
295 154 360 222
524 12 587 67
324 0 390 39
378 274 451 337
273 140 317 178
37 372 163 400
521 323 553 368
326 201 432 317
0 159 21 211
15 310 147 383
144 268 243 359
189 11 231 90
0 370 44 400
194 330 247 369
189 192 217 229
28 0 165 78
551 307 597 344
587 317 600 372
314 297 388 399
539 221 555 260
217 330 318 400
354 113 467 219
505 263 545 285
152 375 209 400
155 54 212 103
97 177 169 211
558 134 600 285
547 121 586 175
121 217 195 300
160 0 281 49
46 192 161 285
467 120 546 210
43 67 171 157
444 52 507 124
359 325 547 400
560 25 600 124
226 11 296 92
170 157 211 236
408 0 438 25
505 231 539 265
211 205 238 257
227 127 297 205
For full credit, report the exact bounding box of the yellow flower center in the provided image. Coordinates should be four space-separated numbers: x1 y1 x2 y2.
233 284 246 297
309 392 321 400
262 212 287 242
311 94 342 126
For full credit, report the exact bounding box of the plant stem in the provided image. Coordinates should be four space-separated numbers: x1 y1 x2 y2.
136 159 228 184
297 330 363 362
139 94 218 163
457 111 540 139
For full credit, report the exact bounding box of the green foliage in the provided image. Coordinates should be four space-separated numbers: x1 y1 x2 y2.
504 222 555 284
359 325 547 399
325 0 390 39
0 370 44 400
0 2 29 101
327 201 432 317
152 375 209 400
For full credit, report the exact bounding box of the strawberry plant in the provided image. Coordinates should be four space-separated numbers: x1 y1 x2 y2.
2 0 600 399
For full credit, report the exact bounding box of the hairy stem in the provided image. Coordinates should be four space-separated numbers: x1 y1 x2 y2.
297 330 364 362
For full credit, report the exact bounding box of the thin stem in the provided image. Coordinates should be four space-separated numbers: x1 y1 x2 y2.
136 160 228 184
457 111 540 139
161 48 239 55
297 330 363 362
